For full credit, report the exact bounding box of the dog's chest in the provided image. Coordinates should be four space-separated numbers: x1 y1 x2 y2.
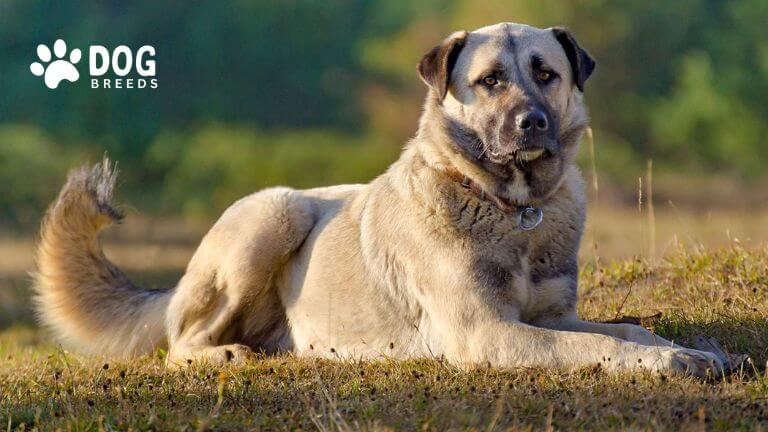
473 248 577 322
440 178 584 320
521 251 578 322
465 207 582 322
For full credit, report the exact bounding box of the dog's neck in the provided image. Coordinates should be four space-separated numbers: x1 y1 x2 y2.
441 166 520 213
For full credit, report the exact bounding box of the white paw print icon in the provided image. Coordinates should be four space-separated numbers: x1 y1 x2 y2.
30 39 81 89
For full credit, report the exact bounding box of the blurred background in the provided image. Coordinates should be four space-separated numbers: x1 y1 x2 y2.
1 1 768 326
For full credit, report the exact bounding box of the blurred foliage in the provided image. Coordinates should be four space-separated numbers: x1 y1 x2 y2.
0 0 766 227
0 125 81 224
146 125 397 217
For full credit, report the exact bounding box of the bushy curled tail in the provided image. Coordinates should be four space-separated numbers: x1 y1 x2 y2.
33 159 171 357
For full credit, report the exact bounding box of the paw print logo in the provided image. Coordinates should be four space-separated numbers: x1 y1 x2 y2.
30 39 82 89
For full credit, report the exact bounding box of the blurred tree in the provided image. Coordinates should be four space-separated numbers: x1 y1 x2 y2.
146 124 398 218
0 125 78 224
0 0 765 226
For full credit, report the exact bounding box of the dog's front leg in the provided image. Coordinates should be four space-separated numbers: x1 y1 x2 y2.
537 314 682 348
421 290 721 377
467 319 723 376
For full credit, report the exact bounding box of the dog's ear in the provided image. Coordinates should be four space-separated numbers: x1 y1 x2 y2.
551 27 596 92
417 31 468 103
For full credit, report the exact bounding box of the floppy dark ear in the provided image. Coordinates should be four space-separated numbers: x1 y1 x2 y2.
551 27 596 92
417 31 468 102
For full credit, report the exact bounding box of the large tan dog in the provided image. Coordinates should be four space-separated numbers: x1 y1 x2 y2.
35 23 722 377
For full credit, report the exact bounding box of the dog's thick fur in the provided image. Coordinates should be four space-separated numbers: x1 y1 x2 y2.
35 23 722 376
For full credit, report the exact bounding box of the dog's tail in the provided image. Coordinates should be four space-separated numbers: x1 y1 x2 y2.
33 158 171 357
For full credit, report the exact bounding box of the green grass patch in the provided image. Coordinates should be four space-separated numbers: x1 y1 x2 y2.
1 245 767 430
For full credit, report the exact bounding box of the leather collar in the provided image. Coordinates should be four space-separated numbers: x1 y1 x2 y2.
441 167 544 231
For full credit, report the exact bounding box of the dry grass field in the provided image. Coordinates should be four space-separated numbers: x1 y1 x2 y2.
1 205 768 430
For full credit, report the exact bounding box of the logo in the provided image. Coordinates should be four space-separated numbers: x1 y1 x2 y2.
30 40 81 89
30 39 158 90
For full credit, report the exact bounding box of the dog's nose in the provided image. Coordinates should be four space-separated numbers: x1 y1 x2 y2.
515 109 548 134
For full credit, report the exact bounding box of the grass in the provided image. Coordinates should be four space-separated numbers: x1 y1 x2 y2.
1 212 768 430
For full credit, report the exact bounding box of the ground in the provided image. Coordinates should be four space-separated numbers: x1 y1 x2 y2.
1 207 767 430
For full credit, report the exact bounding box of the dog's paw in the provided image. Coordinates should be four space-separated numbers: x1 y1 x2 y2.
639 347 723 378
211 344 254 365
167 344 254 368
665 348 723 378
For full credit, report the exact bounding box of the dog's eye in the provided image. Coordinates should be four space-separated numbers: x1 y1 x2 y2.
536 70 556 84
482 75 498 87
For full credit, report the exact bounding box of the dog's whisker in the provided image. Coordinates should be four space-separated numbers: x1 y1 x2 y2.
477 139 491 160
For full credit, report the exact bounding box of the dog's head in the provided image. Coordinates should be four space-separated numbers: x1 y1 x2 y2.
418 23 595 203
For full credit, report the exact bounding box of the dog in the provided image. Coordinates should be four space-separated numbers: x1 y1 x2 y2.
34 22 722 377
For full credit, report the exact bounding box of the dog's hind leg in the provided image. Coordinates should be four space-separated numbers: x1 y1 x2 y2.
165 187 315 366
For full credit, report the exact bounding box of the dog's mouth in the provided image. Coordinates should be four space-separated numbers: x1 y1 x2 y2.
488 148 547 164
486 147 547 165
515 148 546 162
